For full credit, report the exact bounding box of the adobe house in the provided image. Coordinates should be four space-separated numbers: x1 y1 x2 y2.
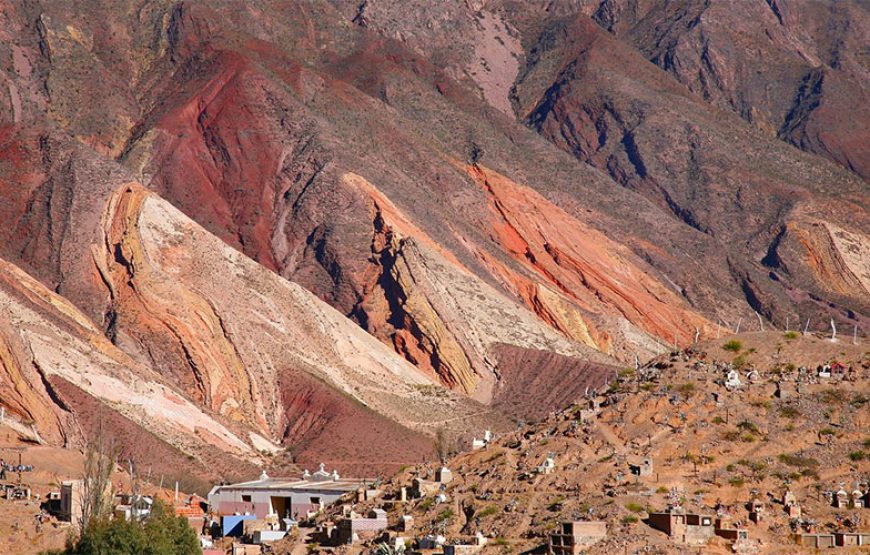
207 465 365 521
647 509 715 545
548 521 607 554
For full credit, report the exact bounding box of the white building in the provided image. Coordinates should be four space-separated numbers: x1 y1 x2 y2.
208 464 366 520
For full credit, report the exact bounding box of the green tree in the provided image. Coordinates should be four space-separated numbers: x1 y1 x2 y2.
44 499 200 555
142 499 200 555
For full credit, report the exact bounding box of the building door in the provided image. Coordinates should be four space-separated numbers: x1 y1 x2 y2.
270 496 288 519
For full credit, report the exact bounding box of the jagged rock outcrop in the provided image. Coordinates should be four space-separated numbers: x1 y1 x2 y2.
0 254 261 463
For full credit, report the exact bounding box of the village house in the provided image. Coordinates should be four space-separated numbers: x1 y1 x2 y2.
548 521 607 554
207 465 365 522
647 508 716 545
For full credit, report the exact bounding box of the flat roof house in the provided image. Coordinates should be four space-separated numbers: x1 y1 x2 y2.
208 464 366 521
648 509 715 545
548 521 607 554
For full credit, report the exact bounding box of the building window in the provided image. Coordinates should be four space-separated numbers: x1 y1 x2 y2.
242 495 251 503
310 496 321 505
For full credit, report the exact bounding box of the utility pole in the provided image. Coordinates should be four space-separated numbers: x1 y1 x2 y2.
735 318 742 334
831 319 837 342
755 311 763 331
804 318 810 335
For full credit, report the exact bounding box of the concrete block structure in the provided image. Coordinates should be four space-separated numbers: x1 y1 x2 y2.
335 508 388 545
798 533 835 548
548 521 607 554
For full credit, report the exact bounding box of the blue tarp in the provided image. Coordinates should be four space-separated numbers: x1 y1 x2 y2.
222 514 257 537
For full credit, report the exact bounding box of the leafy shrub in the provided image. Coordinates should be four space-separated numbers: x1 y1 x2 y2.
622 515 639 524
737 459 767 472
677 382 696 396
737 421 761 434
820 389 848 405
721 431 740 442
778 405 800 419
624 503 645 513
477 505 498 518
783 331 799 340
848 451 866 462
723 340 743 352
778 454 820 468
729 477 745 487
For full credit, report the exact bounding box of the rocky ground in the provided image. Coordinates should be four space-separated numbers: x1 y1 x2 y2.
304 332 870 554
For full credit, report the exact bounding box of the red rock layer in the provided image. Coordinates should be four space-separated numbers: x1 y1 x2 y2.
466 163 711 347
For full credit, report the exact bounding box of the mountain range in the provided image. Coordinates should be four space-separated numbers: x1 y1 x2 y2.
0 0 867 483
